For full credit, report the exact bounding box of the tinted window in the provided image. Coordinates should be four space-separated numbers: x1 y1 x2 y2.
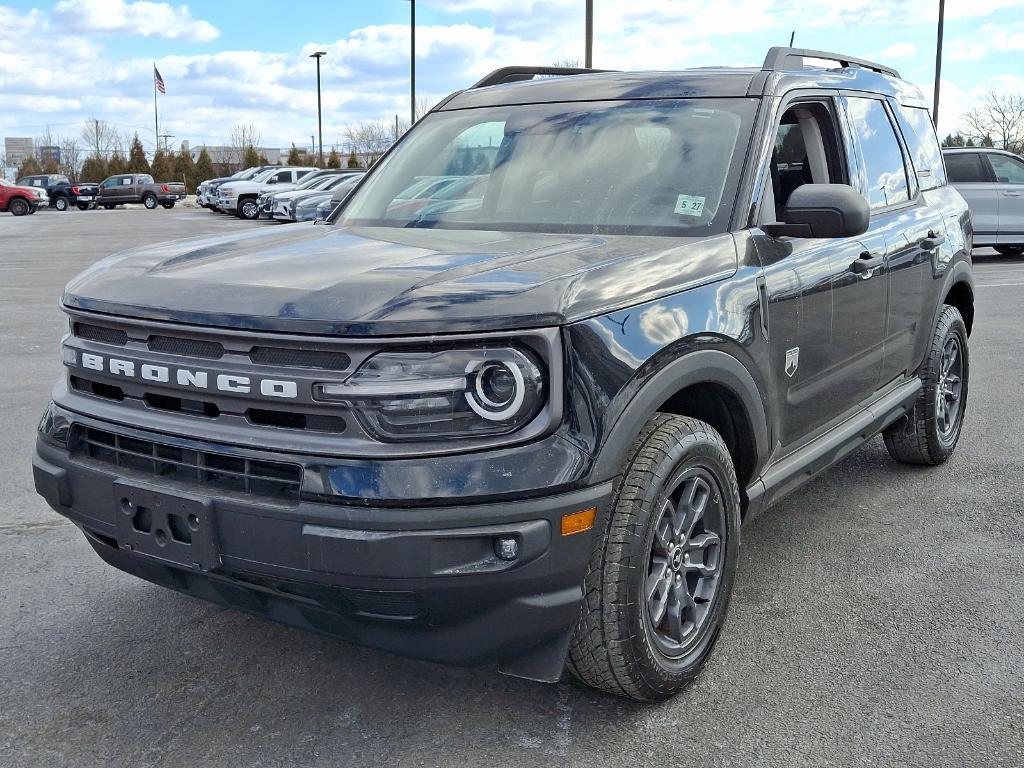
986 153 1024 184
900 106 946 190
944 153 990 183
276 171 292 182
846 97 910 209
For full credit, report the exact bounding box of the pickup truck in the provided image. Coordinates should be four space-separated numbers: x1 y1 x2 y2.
16 174 99 211
97 174 186 210
0 178 47 215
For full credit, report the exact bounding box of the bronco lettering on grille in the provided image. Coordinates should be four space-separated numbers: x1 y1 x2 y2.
77 352 299 399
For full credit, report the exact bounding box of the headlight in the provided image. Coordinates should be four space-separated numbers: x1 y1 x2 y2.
221 186 234 196
315 347 546 440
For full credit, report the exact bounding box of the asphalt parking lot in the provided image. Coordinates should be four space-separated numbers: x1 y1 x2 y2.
1 206 1021 768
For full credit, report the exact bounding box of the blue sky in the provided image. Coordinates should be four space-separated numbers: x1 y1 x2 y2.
2 0 1023 158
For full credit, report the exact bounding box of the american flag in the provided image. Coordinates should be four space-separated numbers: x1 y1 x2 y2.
154 65 166 94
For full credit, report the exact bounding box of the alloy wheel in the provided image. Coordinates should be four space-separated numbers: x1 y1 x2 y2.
936 334 963 444
645 466 726 656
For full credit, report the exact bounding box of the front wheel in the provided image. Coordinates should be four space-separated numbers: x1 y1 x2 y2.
77 203 90 211
238 198 259 220
161 202 175 209
568 414 741 702
883 305 969 465
9 198 30 216
993 245 1024 257
142 195 158 210
54 195 69 211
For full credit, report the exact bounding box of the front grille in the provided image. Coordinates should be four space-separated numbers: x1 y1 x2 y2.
148 335 225 359
70 426 302 501
74 323 128 346
250 346 350 370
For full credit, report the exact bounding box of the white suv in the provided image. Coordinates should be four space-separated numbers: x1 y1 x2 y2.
218 167 318 219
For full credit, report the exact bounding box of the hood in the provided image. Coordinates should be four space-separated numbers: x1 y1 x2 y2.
63 225 738 336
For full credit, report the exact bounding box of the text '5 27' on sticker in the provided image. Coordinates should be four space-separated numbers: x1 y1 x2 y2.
674 194 706 216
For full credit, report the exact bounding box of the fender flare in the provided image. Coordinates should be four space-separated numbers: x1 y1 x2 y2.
588 348 771 484
933 257 975 333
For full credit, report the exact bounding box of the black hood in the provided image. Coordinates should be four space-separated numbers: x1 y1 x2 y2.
63 225 738 335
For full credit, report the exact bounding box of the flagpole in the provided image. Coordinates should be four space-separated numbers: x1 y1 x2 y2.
153 63 159 153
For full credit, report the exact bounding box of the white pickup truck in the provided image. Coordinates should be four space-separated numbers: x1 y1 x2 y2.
216 167 318 219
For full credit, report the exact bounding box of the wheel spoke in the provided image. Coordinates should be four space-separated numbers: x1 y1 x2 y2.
668 581 696 642
680 477 710 539
684 532 721 577
653 505 674 555
945 375 961 400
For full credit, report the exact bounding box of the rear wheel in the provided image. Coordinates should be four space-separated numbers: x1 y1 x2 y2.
103 205 115 210
883 305 968 465
568 414 741 702
77 203 90 211
53 195 69 211
161 202 175 209
142 194 158 210
9 198 30 216
993 245 1024 256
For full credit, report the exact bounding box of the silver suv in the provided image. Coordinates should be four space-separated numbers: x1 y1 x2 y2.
943 147 1024 255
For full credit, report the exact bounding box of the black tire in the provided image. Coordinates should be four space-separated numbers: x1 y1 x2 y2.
54 195 68 211
993 245 1024 256
883 305 969 465
142 194 158 210
237 197 259 220
568 414 741 702
103 205 115 210
9 198 30 216
161 202 175 209
77 204 90 211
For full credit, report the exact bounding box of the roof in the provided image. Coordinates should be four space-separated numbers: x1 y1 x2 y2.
440 60 929 112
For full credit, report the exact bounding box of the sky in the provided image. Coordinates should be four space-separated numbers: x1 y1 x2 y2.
1 0 1023 157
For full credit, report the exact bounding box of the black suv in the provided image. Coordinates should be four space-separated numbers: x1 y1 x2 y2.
33 48 974 702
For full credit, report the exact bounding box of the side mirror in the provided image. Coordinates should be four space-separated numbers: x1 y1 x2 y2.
267 178 278 185
763 183 869 239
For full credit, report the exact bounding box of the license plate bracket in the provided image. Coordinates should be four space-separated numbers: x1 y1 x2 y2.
113 482 219 571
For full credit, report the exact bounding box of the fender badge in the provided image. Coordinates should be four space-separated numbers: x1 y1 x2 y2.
785 347 799 378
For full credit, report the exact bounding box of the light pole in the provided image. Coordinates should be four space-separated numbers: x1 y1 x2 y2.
585 0 593 68
309 51 326 166
933 0 945 127
410 0 416 127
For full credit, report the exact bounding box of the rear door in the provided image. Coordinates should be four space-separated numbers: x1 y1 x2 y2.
982 151 1024 241
944 151 999 240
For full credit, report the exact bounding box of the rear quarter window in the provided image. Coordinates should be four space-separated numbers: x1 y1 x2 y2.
898 106 947 190
944 153 990 183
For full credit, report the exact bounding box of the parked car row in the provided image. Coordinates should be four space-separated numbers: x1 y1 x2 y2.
5 172 185 215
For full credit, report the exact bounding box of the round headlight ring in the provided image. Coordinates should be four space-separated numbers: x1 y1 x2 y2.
465 359 526 421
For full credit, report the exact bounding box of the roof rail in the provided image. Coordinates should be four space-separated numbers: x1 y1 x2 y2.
469 66 611 90
762 47 900 79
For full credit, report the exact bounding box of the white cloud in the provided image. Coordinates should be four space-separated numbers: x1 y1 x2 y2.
53 0 219 42
879 42 918 59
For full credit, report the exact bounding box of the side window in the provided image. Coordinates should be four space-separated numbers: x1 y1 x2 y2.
276 171 292 182
120 176 133 186
295 170 312 180
898 106 947 190
846 97 910 209
985 153 1024 184
765 100 846 220
944 153 990 183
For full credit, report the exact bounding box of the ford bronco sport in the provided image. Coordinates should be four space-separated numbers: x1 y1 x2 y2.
33 48 974 702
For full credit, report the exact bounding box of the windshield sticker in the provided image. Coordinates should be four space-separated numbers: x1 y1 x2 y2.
674 194 706 216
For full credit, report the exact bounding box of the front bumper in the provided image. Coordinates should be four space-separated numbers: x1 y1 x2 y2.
218 195 237 212
33 418 609 680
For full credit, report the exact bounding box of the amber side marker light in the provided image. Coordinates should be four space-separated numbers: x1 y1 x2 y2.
561 508 597 536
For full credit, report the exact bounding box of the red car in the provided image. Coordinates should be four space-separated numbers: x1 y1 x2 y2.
0 179 45 216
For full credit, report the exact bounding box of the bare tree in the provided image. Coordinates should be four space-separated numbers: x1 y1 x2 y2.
228 123 262 171
344 120 394 165
551 57 582 68
58 137 82 180
80 118 116 159
963 92 1024 154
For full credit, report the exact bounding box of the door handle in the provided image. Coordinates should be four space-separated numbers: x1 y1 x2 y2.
851 251 883 277
1002 191 1023 197
919 230 946 250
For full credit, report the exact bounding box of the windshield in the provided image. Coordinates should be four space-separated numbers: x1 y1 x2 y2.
251 168 279 183
299 173 341 191
337 98 756 235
